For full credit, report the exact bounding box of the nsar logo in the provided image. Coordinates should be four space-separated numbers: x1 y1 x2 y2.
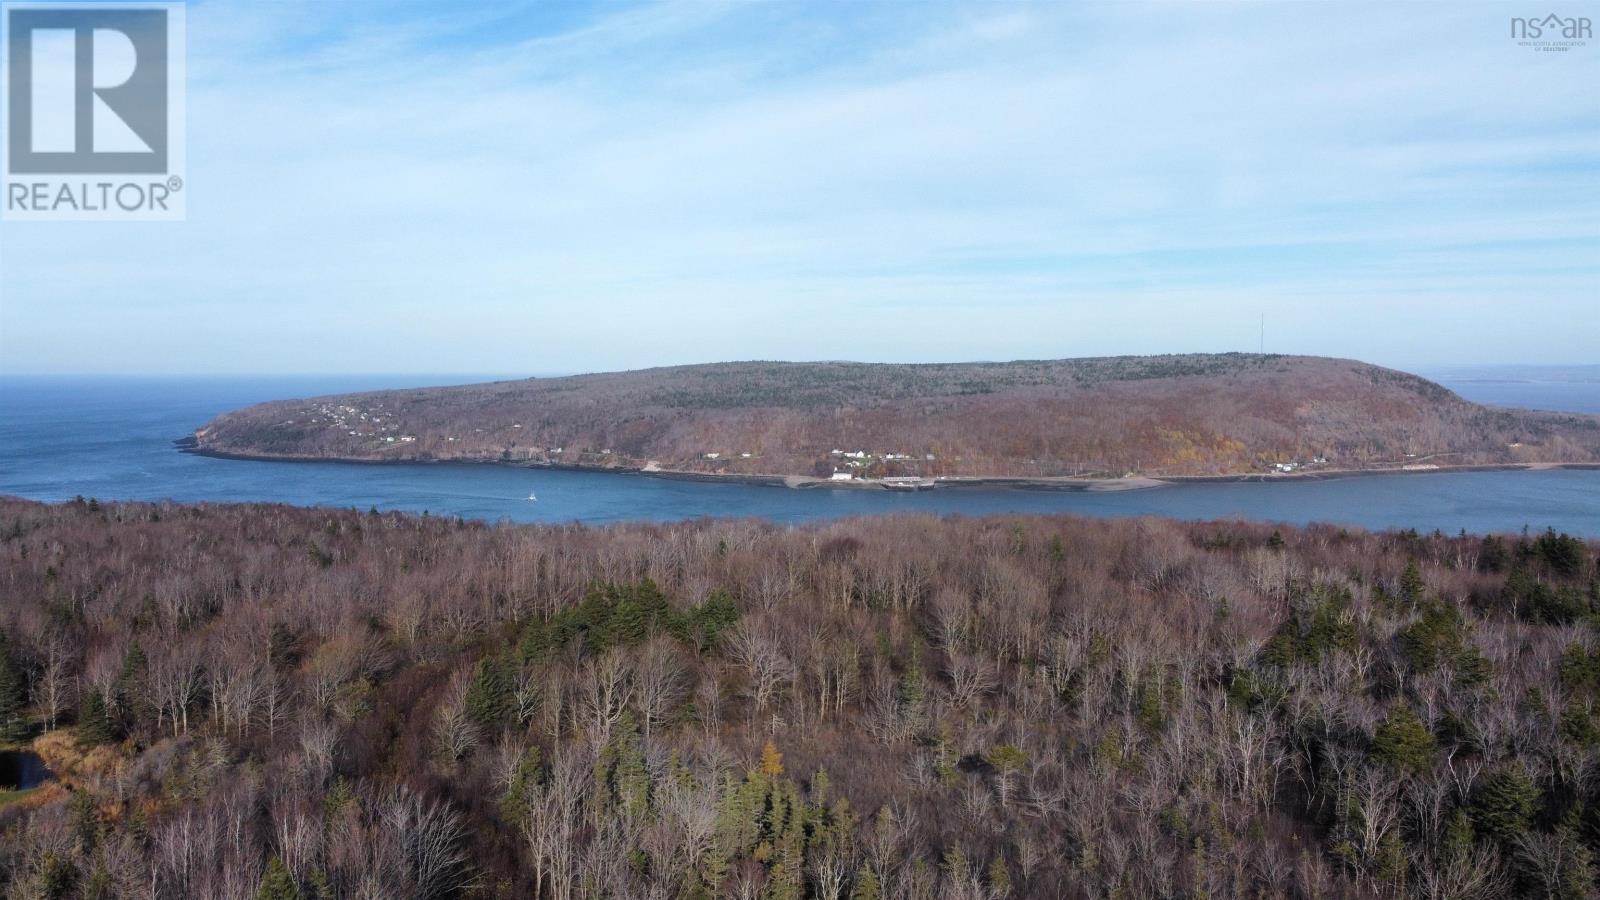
1510 13 1592 51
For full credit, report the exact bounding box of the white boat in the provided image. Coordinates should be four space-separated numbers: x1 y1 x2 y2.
526 491 537 501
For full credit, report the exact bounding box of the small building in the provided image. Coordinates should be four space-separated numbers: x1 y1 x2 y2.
830 471 854 481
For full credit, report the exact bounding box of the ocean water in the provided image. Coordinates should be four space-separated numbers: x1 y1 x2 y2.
1433 378 1600 415
1 374 1598 536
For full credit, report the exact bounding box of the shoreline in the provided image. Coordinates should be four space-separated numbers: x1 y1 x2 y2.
176 440 1600 492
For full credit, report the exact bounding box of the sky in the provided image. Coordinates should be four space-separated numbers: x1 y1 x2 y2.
0 0 1597 375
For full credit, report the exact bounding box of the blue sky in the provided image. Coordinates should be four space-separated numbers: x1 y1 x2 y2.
1 0 1597 374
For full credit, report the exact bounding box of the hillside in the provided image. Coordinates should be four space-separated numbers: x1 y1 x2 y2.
190 354 1600 479
0 499 1596 897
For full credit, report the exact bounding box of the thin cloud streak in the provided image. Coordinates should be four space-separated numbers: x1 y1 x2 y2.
1 0 1595 373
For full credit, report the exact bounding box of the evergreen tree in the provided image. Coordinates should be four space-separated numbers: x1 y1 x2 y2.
987 744 1030 807
1400 561 1426 605
256 857 301 900
1472 765 1537 841
850 868 881 900
943 846 971 885
987 854 1012 897
307 869 335 900
518 617 551 663
1371 703 1437 773
464 654 512 730
0 632 27 743
681 590 740 652
77 689 115 746
115 642 147 717
763 778 807 900
1478 535 1509 572
1533 528 1586 577
69 789 100 854
596 716 650 819
1440 806 1475 862
499 744 543 823
36 852 78 899
323 778 356 825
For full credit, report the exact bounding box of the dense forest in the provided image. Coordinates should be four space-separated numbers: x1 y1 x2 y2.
1 497 1598 899
190 354 1600 479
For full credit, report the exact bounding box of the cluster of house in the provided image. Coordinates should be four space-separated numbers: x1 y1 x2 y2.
830 448 936 462
827 448 937 480
291 402 410 443
297 401 573 453
1270 455 1329 473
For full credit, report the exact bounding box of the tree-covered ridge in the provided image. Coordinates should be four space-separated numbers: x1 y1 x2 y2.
0 498 1597 898
192 354 1600 478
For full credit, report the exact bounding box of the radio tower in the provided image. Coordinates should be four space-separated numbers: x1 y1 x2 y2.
1259 314 1264 354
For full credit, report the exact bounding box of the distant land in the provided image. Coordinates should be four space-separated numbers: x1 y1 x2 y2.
188 354 1600 485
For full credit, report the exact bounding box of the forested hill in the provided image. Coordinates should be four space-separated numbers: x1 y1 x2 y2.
0 498 1597 897
191 354 1600 478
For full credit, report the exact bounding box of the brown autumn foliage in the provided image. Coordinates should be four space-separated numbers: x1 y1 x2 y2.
0 496 1598 899
190 354 1600 478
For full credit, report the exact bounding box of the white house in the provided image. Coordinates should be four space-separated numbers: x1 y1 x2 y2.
830 471 854 481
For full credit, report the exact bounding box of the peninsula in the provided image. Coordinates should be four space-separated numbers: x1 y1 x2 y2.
188 354 1600 484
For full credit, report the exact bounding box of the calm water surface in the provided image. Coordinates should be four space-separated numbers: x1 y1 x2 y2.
2 375 1597 535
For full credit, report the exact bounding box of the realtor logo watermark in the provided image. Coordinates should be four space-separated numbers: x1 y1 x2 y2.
2 1 185 220
1511 13 1591 51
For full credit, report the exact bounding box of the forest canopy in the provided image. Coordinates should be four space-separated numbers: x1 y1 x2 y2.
0 497 1597 898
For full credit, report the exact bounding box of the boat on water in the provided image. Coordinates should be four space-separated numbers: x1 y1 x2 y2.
526 491 537 501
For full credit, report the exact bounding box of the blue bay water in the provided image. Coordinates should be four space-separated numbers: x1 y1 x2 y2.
1 374 1598 535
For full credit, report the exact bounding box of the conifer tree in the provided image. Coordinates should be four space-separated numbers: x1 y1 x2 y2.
464 655 512 730
1400 561 1425 605
499 744 543 823
850 867 881 900
77 689 115 746
1472 764 1537 842
115 642 147 718
596 716 650 819
0 632 27 743
987 854 1012 897
256 857 301 900
987 743 1030 808
1371 703 1436 773
760 739 784 778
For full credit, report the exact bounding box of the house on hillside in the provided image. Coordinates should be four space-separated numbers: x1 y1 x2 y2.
830 471 854 481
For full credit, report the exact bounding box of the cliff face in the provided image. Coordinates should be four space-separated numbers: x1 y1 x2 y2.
192 354 1600 478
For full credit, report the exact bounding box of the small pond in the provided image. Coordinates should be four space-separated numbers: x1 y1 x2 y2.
0 751 53 790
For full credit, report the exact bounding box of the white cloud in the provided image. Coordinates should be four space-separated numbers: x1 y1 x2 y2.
1 0 1596 373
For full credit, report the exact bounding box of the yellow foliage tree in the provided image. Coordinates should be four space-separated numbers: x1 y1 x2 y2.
760 739 784 777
